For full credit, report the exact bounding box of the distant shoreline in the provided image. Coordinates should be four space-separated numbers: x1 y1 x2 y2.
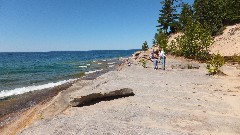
0 49 140 53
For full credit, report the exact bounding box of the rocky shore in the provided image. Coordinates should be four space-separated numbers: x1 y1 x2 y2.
0 59 122 134
2 55 240 135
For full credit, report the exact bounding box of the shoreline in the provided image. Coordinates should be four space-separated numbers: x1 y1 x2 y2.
0 58 125 134
2 55 240 135
0 81 74 128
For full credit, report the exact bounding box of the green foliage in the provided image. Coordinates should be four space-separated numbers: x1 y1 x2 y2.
194 0 240 36
224 55 240 64
225 0 240 24
139 59 147 68
168 37 181 56
155 31 168 51
232 55 240 64
141 41 149 51
206 53 225 75
178 3 193 31
152 39 156 45
157 0 180 34
169 21 213 61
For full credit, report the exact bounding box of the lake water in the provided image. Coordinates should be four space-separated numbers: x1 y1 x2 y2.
0 50 137 98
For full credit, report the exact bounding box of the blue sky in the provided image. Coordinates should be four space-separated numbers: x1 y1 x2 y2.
0 0 193 52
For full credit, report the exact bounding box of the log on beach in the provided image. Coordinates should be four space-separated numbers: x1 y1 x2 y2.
69 88 134 107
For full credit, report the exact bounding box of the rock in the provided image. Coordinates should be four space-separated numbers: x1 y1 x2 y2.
69 88 134 107
191 64 200 69
171 63 200 69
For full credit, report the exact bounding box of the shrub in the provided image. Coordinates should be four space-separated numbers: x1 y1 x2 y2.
155 31 168 52
168 39 181 56
139 59 147 68
170 21 213 61
206 53 225 75
232 55 240 64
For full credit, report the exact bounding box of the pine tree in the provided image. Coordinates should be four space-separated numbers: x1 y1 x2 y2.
141 41 149 51
194 0 240 35
178 3 193 31
225 0 240 24
157 0 179 34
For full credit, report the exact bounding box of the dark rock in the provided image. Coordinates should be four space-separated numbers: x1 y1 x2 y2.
69 88 134 107
171 63 200 69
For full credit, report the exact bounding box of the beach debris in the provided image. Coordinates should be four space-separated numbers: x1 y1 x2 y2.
69 88 134 107
171 63 200 69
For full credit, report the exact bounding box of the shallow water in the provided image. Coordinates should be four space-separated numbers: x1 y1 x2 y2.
0 50 137 98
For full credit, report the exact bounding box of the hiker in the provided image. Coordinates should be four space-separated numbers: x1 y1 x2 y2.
159 49 166 70
153 53 158 70
149 52 154 60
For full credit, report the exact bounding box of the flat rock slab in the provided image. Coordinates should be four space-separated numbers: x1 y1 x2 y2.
17 56 240 135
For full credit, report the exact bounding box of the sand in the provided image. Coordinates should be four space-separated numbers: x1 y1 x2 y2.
210 23 240 56
167 23 240 57
2 55 239 135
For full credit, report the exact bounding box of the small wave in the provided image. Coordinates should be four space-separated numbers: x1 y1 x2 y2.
97 63 102 65
79 66 87 68
109 65 114 67
86 64 91 66
107 62 116 65
85 69 103 74
0 79 77 99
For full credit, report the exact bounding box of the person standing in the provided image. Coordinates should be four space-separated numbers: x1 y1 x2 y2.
152 52 158 70
159 49 166 70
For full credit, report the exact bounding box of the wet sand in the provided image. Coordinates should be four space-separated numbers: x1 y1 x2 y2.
2 56 240 135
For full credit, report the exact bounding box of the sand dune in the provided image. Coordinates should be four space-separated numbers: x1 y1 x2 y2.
211 23 240 56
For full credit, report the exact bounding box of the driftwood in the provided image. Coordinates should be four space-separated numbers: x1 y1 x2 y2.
69 88 134 107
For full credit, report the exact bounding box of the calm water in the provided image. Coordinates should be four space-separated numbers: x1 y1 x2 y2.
0 50 137 98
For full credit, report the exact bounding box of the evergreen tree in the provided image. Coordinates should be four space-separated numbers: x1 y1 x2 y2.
194 0 240 35
194 0 225 35
225 0 240 24
141 41 149 51
157 0 179 34
178 3 193 31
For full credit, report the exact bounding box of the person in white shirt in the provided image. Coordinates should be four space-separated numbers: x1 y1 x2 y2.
159 49 166 70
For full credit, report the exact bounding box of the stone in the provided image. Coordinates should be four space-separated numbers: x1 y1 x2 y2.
69 88 134 107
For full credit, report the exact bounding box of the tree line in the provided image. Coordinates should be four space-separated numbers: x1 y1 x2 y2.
155 0 240 60
157 0 240 36
142 0 240 74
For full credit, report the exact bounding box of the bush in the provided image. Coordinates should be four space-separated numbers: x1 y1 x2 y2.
155 31 168 52
168 39 181 56
139 59 147 68
206 53 225 75
232 55 240 64
169 21 213 61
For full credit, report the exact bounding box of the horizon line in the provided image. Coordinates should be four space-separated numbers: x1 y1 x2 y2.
0 49 140 53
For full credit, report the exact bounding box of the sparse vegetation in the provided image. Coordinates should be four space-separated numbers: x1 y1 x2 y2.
139 59 147 68
206 53 225 75
224 55 240 64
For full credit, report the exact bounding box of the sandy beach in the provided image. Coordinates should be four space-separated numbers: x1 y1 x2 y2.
1 55 240 135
